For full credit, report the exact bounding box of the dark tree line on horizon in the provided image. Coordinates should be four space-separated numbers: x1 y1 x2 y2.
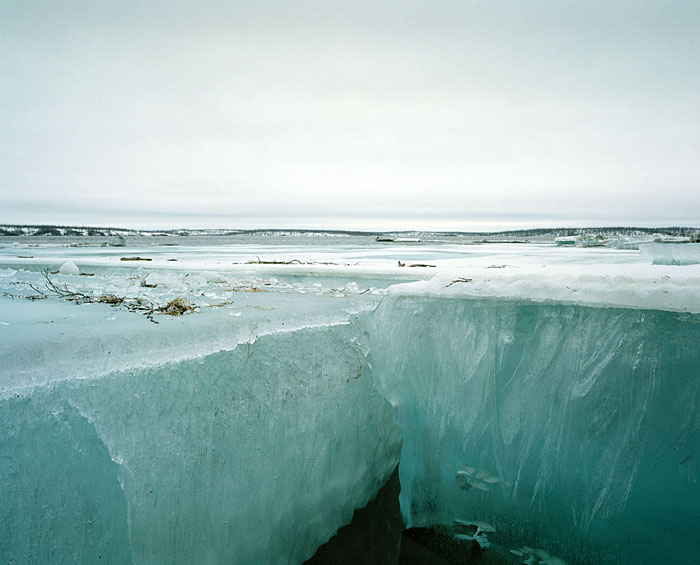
0 223 697 238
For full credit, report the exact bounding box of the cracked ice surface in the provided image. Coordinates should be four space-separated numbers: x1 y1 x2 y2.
0 243 406 563
2 237 700 564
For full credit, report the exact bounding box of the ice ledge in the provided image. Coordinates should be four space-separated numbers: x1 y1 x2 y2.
0 317 358 400
387 264 700 313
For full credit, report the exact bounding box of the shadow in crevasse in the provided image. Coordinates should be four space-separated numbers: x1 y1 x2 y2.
305 468 510 565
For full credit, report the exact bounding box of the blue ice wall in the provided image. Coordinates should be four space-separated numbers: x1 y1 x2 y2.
1 399 131 563
369 296 700 564
1 323 401 564
4 293 699 563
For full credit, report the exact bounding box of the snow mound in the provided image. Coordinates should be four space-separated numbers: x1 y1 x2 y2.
59 260 79 275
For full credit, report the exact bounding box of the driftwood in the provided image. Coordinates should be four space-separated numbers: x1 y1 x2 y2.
27 269 92 302
24 269 196 323
398 261 436 268
445 277 473 287
244 256 339 265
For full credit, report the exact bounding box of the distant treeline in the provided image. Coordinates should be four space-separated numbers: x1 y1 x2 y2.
0 223 697 238
1 223 133 231
0 224 133 236
446 226 699 238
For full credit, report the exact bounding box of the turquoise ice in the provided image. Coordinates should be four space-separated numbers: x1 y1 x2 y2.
1 235 699 563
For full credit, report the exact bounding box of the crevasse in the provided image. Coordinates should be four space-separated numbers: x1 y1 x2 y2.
2 292 700 564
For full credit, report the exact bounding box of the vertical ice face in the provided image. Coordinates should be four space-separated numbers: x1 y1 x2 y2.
1 322 401 564
1 398 132 563
640 243 700 265
369 296 700 564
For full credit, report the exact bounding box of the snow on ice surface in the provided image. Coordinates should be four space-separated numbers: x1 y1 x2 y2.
2 237 700 563
388 263 700 314
0 237 647 275
58 259 80 275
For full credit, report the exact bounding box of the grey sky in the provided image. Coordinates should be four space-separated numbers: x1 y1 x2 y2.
1 0 699 230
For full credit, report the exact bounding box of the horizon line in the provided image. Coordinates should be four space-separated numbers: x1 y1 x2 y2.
2 222 699 237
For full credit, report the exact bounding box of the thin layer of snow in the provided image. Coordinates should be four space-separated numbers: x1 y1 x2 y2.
388 264 700 314
3 241 699 315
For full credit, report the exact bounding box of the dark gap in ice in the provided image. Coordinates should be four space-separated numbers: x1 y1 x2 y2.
306 468 511 564
305 467 403 564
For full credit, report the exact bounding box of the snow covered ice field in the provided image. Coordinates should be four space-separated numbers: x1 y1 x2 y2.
1 234 699 564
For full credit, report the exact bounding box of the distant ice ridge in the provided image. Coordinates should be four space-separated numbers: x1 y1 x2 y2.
369 296 700 564
640 242 700 266
1 322 401 564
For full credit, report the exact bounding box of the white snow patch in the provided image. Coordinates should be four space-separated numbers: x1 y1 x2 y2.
388 264 700 314
59 260 80 275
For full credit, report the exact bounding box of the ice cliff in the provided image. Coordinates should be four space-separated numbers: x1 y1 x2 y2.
2 254 700 563
369 294 700 564
1 322 401 564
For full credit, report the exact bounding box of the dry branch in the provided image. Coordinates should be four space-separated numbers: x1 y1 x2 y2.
22 268 196 324
445 277 473 287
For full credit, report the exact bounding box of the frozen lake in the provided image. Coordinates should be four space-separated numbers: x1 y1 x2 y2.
1 235 699 564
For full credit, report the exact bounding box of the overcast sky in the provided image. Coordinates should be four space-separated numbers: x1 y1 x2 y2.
1 0 699 230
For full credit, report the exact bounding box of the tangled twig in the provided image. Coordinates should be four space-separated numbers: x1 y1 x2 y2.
27 269 92 302
23 268 196 324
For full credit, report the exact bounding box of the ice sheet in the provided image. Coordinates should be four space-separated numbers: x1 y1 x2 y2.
3 237 699 564
1 320 401 564
369 296 700 564
1 245 404 563
0 267 388 394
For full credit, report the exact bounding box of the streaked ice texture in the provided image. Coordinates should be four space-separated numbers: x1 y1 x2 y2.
369 295 700 564
1 323 400 563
